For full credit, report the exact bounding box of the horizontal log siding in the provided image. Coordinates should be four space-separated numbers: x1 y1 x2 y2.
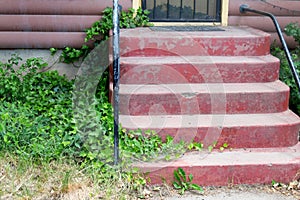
1 0 299 49
0 0 132 15
228 0 300 48
0 15 101 32
0 0 131 49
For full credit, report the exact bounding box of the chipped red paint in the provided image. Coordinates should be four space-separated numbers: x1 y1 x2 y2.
120 27 271 57
120 55 280 84
135 143 300 185
117 26 300 185
119 81 289 115
120 111 300 148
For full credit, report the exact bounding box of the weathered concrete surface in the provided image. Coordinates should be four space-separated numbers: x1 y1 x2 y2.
166 189 298 200
118 26 300 186
0 49 79 79
120 26 270 57
120 111 300 148
120 55 280 84
135 143 300 186
119 81 289 115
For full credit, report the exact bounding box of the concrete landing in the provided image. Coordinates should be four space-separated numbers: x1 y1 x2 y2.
120 26 270 57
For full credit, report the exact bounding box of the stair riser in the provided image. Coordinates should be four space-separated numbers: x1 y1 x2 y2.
120 37 270 57
122 125 299 149
141 163 300 186
120 61 279 84
119 92 289 115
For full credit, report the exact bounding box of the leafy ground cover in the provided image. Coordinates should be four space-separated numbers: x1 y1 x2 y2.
0 8 195 199
1 50 299 200
0 52 203 199
272 22 300 116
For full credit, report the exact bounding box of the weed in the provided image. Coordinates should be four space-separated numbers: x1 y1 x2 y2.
187 141 204 151
208 141 217 152
219 142 229 151
173 167 203 195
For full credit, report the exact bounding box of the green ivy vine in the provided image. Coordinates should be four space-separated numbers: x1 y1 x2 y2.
52 7 152 64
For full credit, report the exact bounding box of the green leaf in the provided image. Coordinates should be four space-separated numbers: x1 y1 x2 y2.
178 168 186 182
223 143 228 148
181 181 188 190
173 182 181 189
174 170 181 182
180 188 185 195
187 143 194 150
188 174 193 182
190 183 203 192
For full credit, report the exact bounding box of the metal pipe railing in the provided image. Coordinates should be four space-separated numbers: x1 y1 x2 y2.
113 0 120 165
240 4 300 94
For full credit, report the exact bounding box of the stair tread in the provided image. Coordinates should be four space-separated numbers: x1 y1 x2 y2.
121 26 269 39
121 55 278 65
136 142 300 167
120 80 288 94
120 26 270 57
120 110 300 129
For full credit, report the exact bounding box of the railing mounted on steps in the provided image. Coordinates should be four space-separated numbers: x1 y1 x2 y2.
240 4 300 94
113 0 120 165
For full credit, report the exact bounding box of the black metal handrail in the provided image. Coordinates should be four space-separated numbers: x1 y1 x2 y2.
240 4 300 94
113 0 120 165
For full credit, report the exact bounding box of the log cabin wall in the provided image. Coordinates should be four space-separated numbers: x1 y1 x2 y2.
228 0 300 48
0 0 131 49
0 0 299 49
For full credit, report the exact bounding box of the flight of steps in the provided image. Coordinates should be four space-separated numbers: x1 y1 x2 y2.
117 26 300 185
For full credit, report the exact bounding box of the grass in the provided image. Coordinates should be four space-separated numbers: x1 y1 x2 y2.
0 152 174 200
2 151 299 200
0 152 139 200
0 153 94 199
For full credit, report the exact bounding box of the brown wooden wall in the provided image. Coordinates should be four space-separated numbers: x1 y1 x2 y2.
228 0 300 48
1 0 299 49
0 0 131 49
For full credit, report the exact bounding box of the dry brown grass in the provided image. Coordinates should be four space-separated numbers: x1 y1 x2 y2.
0 153 108 200
1 153 299 200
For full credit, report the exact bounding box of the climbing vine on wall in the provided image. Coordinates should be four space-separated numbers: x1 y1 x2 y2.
52 7 152 64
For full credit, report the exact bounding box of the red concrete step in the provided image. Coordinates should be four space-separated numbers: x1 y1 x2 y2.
120 26 270 57
120 110 300 148
135 142 300 186
120 55 279 84
119 81 289 115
